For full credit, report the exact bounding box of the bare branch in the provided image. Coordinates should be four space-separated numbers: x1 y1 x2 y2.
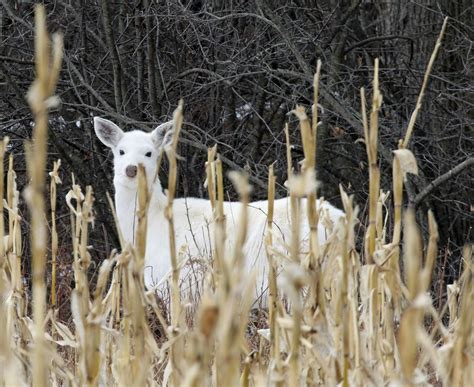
411 158 474 208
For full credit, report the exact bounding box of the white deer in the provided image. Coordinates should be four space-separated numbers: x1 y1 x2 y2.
94 117 344 301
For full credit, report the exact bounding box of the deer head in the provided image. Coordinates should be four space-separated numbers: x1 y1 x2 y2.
94 117 174 191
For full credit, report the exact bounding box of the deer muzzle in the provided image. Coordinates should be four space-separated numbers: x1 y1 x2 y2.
126 165 137 178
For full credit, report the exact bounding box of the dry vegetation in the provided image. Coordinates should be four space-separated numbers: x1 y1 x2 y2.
0 6 472 387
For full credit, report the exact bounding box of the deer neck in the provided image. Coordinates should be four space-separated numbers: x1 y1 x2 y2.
114 179 167 244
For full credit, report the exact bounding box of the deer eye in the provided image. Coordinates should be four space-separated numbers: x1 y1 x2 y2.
119 150 125 156
145 151 152 157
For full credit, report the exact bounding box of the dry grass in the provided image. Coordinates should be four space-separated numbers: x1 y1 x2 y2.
0 8 472 387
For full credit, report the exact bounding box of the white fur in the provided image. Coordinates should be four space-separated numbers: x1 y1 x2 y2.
94 117 344 300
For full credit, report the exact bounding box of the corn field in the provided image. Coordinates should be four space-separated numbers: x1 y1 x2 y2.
0 6 472 387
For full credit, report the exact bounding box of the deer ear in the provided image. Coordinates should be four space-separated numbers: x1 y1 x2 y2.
152 120 174 149
94 117 124 148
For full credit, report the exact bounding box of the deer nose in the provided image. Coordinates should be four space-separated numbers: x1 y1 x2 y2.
126 165 137 178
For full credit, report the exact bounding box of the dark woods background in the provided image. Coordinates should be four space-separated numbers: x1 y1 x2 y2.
0 1 472 313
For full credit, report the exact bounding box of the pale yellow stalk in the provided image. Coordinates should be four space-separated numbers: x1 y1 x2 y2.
25 6 63 386
49 159 61 308
164 100 185 383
